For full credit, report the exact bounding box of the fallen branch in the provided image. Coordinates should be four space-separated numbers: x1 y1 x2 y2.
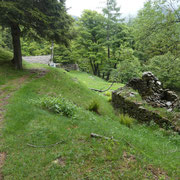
27 140 64 148
90 133 153 161
90 81 115 93
90 133 118 142
91 133 136 148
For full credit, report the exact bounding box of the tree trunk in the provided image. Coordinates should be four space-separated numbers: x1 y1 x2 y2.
102 72 105 79
106 71 110 81
11 23 22 70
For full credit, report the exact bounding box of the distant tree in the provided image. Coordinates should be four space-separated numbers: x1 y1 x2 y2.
76 10 106 76
0 0 73 69
102 0 124 80
111 47 141 83
102 0 122 59
133 0 180 62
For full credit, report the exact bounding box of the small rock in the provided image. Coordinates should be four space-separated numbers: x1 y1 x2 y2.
130 92 135 97
166 101 172 107
156 81 161 86
167 108 173 112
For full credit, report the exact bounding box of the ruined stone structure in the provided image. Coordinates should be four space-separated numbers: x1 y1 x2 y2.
56 63 79 71
112 72 180 133
126 72 179 111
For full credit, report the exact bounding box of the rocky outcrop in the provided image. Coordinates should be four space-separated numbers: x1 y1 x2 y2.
126 72 180 111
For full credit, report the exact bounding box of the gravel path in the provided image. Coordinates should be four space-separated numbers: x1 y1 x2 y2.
23 55 51 64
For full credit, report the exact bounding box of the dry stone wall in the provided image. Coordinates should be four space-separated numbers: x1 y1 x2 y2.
112 72 180 133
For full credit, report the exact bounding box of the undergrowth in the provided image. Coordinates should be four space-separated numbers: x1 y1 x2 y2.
30 96 76 117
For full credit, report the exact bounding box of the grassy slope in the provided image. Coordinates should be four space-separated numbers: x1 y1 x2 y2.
0 50 180 179
70 71 123 90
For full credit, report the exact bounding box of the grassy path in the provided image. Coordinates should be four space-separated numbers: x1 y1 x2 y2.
0 76 29 179
0 68 48 179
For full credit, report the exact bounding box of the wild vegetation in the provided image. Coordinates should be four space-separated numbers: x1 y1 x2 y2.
0 0 180 179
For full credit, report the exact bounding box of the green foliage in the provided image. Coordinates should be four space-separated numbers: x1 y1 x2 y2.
31 96 76 117
104 91 111 97
87 100 100 114
111 48 142 83
119 114 134 127
133 0 180 62
0 47 13 62
0 0 73 69
21 39 51 56
0 0 73 44
0 27 12 50
53 44 76 64
76 10 107 75
146 52 180 90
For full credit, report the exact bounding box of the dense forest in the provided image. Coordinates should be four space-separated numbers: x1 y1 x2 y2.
0 0 180 90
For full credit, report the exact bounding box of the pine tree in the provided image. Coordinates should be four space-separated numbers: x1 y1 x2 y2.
0 0 73 69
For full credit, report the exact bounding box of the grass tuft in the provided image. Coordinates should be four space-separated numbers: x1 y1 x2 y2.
87 100 100 114
119 114 134 127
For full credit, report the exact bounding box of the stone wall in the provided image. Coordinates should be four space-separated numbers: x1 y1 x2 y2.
112 87 180 133
56 63 79 71
126 72 180 111
23 55 51 64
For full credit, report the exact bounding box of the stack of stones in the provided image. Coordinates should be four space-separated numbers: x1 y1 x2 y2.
126 72 180 111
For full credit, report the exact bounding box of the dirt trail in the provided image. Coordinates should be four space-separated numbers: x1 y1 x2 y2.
0 68 48 179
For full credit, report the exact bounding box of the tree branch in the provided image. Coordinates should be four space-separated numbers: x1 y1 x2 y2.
90 81 115 92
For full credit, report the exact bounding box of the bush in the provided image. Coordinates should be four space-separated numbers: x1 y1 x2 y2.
104 91 112 102
104 91 111 97
87 100 100 114
31 96 76 117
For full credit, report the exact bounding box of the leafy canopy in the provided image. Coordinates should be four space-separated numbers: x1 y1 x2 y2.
0 0 73 45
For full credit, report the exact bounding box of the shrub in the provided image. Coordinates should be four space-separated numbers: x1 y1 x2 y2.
104 91 112 102
31 96 76 117
87 100 100 114
104 91 111 97
119 114 134 127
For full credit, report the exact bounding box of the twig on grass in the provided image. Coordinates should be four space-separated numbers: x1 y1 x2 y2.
27 140 65 148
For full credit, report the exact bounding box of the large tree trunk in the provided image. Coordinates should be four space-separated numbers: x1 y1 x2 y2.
11 23 23 70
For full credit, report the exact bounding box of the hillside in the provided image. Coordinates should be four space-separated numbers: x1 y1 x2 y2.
0 49 180 179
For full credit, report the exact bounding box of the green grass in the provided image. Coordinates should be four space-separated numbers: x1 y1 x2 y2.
69 71 123 91
0 49 180 179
